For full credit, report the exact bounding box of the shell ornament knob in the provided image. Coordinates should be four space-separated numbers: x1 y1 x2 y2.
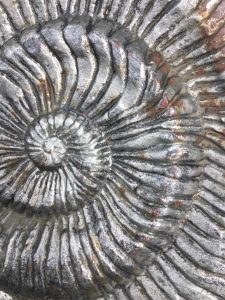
0 1 224 300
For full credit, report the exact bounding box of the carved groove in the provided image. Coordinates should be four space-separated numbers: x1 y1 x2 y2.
0 0 224 300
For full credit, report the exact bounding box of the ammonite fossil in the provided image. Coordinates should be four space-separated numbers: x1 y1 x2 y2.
0 0 224 299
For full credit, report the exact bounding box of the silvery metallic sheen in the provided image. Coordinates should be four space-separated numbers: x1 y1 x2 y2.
0 0 224 299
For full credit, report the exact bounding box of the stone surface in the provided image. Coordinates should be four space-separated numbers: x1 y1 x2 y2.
0 291 12 300
0 0 224 299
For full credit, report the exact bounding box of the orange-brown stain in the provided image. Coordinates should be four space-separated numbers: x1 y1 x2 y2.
119 186 126 194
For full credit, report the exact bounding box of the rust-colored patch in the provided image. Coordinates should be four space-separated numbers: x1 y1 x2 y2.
179 218 187 225
196 0 213 20
114 40 120 49
38 78 51 104
207 26 225 51
139 153 146 160
214 59 225 72
168 76 177 86
159 96 169 109
174 97 187 110
201 0 225 36
146 106 161 118
195 135 204 145
194 67 206 76
150 209 159 219
205 106 223 113
174 200 183 208
119 186 126 194
151 52 164 65
219 138 225 146
201 99 225 108
160 62 170 74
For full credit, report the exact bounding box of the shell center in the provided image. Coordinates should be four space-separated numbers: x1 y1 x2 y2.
42 137 67 166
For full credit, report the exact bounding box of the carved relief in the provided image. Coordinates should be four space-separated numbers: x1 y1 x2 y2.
0 1 224 300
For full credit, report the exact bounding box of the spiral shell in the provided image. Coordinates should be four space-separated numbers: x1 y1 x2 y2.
0 0 224 300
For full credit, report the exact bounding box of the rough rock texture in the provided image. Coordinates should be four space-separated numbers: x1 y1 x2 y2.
0 0 224 299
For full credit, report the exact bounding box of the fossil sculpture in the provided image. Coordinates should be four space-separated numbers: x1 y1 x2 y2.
0 0 224 299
